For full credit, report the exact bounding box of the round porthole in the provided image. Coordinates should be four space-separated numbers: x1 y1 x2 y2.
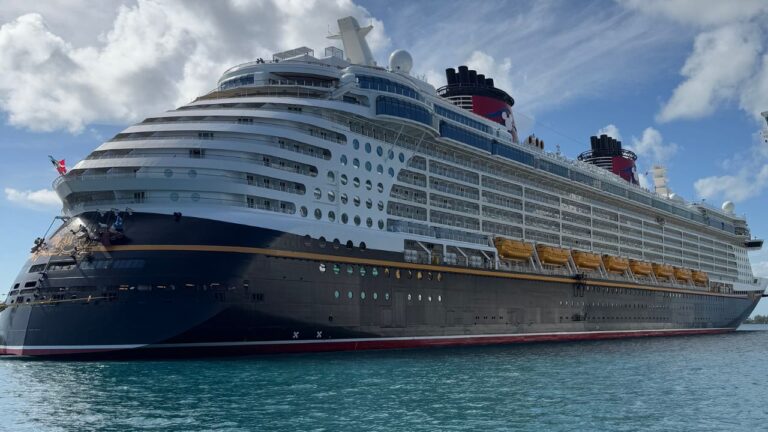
361 291 366 299
388 167 395 177
354 215 361 226
365 142 371 153
347 291 353 299
385 293 390 300
377 164 383 174
353 177 360 187
366 217 372 228
328 211 336 222
341 213 348 224
353 139 359 150
388 149 395 160
314 208 322 220
300 206 308 217
353 158 360 169
353 196 361 207
366 198 372 209
341 155 348 165
365 161 372 172
327 171 335 183
319 263 326 272
365 180 372 190
399 153 405 163
328 191 336 202
334 290 340 299
314 188 322 199
341 193 348 204
377 146 383 156
341 174 348 185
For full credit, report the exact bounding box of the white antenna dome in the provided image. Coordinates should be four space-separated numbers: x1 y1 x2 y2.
388 49 413 74
722 201 735 214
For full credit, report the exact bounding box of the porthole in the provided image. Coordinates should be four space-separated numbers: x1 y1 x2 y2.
360 242 366 250
365 142 371 153
354 215 361 226
341 155 348 165
378 220 384 230
437 273 442 282
353 177 360 187
366 198 373 209
319 237 326 247
388 167 395 177
376 146 383 156
418 294 422 301
191 193 200 202
188 169 197 178
366 217 372 228
361 291 366 299
388 149 395 160
407 294 412 301
373 292 378 300
334 290 340 298
314 188 322 199
314 208 322 220
347 265 354 275
378 201 384 211
353 158 360 169
353 196 361 207
427 272 433 280
385 292 390 300
365 161 372 171
360 267 366 276
341 213 349 224
428 296 432 302
407 270 413 279
328 211 336 222
333 239 340 249
384 268 390 277
327 171 335 183
319 263 326 272
377 183 384 193
376 164 383 174
395 269 401 279
372 267 379 276
438 295 442 302
333 264 341 274
341 174 348 185
164 169 173 178
328 191 336 202
170 192 179 202
399 153 405 163
341 193 348 204
347 291 353 299
365 180 372 190
417 271 423 280
353 139 360 150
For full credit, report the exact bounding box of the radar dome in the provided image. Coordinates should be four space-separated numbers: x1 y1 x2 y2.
722 201 735 213
389 49 413 74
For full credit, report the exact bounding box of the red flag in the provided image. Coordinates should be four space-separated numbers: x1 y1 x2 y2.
48 155 67 175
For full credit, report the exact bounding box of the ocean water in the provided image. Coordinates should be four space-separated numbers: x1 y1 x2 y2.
2 327 767 432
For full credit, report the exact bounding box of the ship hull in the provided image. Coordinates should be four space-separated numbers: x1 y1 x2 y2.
1 212 759 358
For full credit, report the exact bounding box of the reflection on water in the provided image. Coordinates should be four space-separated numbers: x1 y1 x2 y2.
2 327 768 431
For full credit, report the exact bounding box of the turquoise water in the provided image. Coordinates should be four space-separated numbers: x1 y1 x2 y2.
2 327 767 431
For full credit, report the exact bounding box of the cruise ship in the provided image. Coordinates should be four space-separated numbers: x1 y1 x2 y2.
2 17 766 357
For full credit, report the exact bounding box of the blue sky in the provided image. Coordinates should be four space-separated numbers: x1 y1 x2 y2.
1 0 768 312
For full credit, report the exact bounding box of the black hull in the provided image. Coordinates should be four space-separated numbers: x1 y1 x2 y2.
1 212 760 358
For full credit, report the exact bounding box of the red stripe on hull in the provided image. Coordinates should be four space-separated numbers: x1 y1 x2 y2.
0 328 734 357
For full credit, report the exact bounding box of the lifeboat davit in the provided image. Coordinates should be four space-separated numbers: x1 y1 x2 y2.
572 251 601 270
603 255 629 273
692 270 708 286
536 245 570 266
653 263 674 279
494 238 534 260
629 259 653 276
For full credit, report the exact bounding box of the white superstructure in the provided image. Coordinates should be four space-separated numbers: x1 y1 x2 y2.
53 17 765 294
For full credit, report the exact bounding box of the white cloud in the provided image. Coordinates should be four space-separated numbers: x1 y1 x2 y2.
628 127 678 163
0 0 388 134
694 129 768 203
4 187 61 209
656 24 764 122
694 164 768 203
597 124 622 141
620 0 768 27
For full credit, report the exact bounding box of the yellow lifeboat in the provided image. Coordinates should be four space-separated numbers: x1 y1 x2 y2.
692 270 708 286
494 238 534 260
629 260 653 276
653 263 674 279
674 267 693 282
536 245 571 266
572 251 601 270
603 255 629 273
